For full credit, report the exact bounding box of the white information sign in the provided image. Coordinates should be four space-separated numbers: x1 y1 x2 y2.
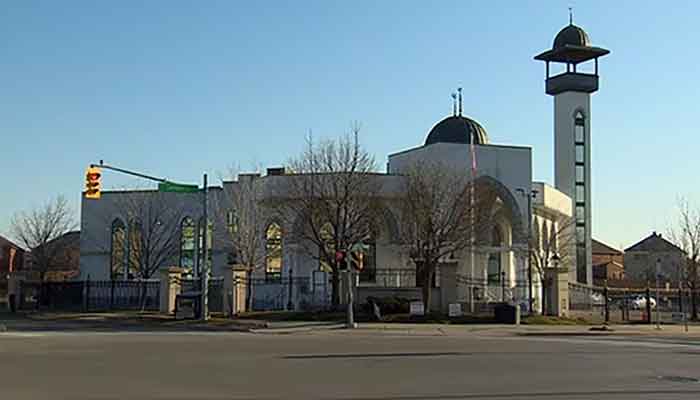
448 303 463 317
409 301 425 316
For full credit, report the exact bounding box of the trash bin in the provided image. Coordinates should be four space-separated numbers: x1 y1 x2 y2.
494 303 518 324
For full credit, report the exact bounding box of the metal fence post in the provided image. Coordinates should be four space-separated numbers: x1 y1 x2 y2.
604 283 609 324
110 279 115 310
83 275 90 312
287 268 294 311
645 285 652 324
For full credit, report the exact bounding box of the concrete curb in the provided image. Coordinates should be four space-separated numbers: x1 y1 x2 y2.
250 323 346 334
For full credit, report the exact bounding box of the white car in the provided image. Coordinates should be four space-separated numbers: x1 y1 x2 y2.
630 295 656 310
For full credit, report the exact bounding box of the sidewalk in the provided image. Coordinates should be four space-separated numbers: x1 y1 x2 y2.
0 311 266 333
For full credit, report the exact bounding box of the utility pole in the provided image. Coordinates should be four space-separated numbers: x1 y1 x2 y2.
655 258 661 330
201 173 209 321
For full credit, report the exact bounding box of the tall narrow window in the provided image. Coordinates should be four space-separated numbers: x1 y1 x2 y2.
265 223 282 280
358 232 376 283
128 219 142 279
226 210 238 235
110 219 126 280
575 165 585 183
576 206 585 225
487 226 502 283
180 217 195 273
574 112 587 283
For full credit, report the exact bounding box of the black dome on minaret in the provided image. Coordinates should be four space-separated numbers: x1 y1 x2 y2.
553 24 591 49
425 115 489 146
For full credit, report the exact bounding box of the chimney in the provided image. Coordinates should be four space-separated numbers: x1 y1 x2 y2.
266 167 286 176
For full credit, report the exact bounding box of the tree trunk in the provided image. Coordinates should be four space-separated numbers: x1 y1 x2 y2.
692 287 698 321
541 279 547 316
421 268 434 315
139 280 148 312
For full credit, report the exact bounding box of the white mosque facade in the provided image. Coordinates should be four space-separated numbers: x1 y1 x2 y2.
80 22 608 314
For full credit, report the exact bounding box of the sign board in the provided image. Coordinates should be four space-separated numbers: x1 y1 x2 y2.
409 301 425 316
448 303 463 317
158 181 200 193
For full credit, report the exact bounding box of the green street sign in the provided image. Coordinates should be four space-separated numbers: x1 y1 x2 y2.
158 181 200 193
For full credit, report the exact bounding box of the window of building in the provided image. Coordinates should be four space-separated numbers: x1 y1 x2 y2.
128 219 142 279
226 210 238 235
576 226 585 245
180 217 195 273
576 165 585 183
575 113 585 143
265 223 282 280
487 226 502 283
575 145 584 163
358 232 376 283
576 184 585 203
110 219 126 280
576 206 585 225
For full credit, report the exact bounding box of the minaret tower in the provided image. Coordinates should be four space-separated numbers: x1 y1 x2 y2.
535 17 610 285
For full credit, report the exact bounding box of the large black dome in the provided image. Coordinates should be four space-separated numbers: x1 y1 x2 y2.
553 24 591 49
425 115 489 146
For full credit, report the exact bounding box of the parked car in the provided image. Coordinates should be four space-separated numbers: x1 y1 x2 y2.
590 292 606 305
630 295 656 310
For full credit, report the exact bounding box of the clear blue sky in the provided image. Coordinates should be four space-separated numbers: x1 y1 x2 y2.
1 1 698 250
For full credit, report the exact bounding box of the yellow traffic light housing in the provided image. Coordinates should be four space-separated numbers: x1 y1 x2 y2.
85 166 101 199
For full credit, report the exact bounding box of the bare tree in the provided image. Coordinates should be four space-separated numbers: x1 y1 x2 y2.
667 198 700 320
271 124 383 308
528 213 576 315
213 168 268 310
11 195 77 283
397 160 494 314
110 191 187 309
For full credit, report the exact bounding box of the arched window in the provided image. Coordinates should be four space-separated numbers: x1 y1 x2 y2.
128 219 142 279
110 219 126 280
180 217 195 273
226 209 238 235
487 226 502 283
265 223 282 280
542 221 550 251
319 223 334 273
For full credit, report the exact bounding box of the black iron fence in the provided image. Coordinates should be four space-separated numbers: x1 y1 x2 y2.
247 273 331 311
16 279 161 311
87 280 160 311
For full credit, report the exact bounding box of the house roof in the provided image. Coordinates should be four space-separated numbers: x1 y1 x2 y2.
625 231 684 253
592 238 622 255
0 234 24 251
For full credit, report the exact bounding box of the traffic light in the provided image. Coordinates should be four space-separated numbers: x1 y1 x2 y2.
85 166 101 199
335 250 346 268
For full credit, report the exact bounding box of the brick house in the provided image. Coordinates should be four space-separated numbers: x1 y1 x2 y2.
592 239 624 285
26 231 81 281
0 235 25 276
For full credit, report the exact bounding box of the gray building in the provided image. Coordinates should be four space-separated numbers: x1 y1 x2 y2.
623 232 685 284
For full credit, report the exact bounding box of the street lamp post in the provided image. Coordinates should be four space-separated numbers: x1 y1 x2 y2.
516 188 538 314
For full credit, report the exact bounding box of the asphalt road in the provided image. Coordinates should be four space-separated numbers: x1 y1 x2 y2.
1 329 700 400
